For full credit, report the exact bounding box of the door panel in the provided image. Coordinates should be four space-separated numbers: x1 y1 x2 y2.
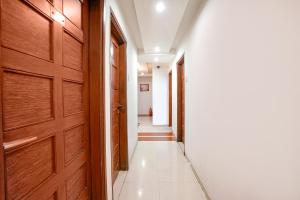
6 137 55 200
64 124 85 164
111 36 120 184
63 32 83 71
3 71 53 130
63 0 82 29
66 164 88 200
181 64 185 143
2 0 52 60
63 80 83 116
0 0 90 199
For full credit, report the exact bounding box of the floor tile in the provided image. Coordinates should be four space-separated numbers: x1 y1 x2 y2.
158 181 207 200
118 181 159 200
116 141 207 200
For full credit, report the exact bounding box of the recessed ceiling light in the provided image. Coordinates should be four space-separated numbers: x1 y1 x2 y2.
154 46 160 52
138 189 143 197
156 2 165 13
154 57 159 62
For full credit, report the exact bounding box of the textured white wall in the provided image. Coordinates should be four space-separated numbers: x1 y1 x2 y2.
172 0 300 199
152 66 169 125
138 77 152 115
104 1 138 199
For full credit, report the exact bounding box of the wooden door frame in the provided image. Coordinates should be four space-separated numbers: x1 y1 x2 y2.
0 64 4 199
110 10 129 172
169 71 172 127
177 55 185 144
88 0 107 199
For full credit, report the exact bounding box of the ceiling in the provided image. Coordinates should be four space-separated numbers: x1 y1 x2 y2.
117 0 203 65
134 0 189 54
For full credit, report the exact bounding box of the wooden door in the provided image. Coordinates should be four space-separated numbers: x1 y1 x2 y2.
181 63 185 143
177 57 185 144
110 35 120 184
169 72 172 127
0 0 90 199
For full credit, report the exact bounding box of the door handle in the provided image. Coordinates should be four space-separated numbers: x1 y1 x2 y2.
3 136 38 151
117 104 124 112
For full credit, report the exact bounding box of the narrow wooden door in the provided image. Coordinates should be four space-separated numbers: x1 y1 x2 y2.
177 57 185 144
110 35 120 184
181 63 185 143
0 0 90 199
169 72 172 127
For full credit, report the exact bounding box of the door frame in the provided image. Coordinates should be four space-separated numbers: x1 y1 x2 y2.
89 0 107 199
110 9 129 173
169 71 172 127
0 0 107 199
177 55 185 144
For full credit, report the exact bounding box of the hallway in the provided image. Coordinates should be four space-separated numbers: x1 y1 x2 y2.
1 0 300 199
115 142 207 200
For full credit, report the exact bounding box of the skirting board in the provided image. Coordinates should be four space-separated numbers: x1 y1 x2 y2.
183 150 212 200
130 140 138 163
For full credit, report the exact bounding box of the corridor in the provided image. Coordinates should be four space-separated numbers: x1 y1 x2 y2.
0 0 299 199
114 142 207 200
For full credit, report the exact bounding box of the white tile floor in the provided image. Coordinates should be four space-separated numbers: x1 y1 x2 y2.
138 117 172 133
113 142 207 200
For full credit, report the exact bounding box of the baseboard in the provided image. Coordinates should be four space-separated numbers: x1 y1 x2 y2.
185 154 212 200
129 140 138 163
138 114 151 117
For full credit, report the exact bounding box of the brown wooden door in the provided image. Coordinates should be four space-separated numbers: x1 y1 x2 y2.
110 35 120 184
181 63 185 143
0 0 90 199
169 72 172 127
177 57 185 144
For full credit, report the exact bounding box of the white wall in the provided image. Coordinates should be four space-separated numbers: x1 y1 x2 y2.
138 76 152 115
152 66 169 125
171 0 300 199
104 1 138 199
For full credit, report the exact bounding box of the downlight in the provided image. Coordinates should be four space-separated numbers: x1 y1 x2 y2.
156 1 166 13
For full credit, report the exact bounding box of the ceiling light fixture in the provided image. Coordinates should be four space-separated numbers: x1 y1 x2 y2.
154 46 160 52
156 1 166 13
138 189 143 197
154 57 159 62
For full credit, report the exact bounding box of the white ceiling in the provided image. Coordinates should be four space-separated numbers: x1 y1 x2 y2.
117 0 204 64
138 53 175 64
134 0 189 54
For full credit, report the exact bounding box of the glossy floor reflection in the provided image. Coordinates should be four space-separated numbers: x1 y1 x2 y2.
115 142 207 200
